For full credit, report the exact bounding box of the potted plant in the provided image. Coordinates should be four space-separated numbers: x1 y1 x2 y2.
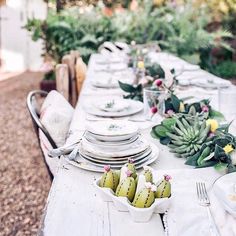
40 62 56 92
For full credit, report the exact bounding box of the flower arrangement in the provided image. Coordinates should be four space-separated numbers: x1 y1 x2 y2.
119 60 177 103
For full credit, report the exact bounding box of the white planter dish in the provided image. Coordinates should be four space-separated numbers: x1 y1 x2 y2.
94 178 171 222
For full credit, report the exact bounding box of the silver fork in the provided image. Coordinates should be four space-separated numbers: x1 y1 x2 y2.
196 182 220 236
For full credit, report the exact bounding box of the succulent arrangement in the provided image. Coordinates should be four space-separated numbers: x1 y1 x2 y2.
99 161 172 208
163 93 224 119
151 109 236 173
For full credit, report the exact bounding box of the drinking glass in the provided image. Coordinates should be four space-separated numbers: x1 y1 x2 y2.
218 87 236 122
143 87 166 120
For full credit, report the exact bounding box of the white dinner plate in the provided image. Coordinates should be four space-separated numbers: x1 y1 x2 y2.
80 147 152 165
84 131 139 146
66 143 159 172
81 149 153 169
86 120 138 137
95 99 130 112
82 134 140 152
83 99 143 117
80 136 149 158
213 172 236 217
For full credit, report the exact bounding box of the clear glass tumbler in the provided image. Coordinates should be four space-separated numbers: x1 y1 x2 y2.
218 87 236 122
143 87 166 120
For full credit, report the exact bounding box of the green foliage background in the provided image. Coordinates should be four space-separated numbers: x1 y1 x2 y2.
25 1 235 78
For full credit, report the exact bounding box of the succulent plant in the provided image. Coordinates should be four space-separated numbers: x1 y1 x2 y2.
167 117 210 159
132 182 157 208
141 166 153 182
99 165 119 192
116 170 136 201
155 175 171 198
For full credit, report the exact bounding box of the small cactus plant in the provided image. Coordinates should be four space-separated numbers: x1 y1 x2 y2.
132 182 157 208
126 158 137 179
155 175 171 198
99 165 119 192
141 166 153 182
116 170 136 201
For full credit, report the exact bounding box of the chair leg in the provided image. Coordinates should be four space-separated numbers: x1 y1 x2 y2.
31 118 54 182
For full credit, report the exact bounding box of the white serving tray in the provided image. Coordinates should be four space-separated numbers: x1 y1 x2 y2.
94 178 171 222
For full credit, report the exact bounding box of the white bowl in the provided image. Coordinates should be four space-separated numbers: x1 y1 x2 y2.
94 178 171 222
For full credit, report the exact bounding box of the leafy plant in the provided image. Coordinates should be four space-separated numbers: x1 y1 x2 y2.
25 3 233 71
212 60 236 79
118 81 143 102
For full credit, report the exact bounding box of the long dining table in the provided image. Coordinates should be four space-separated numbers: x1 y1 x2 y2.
40 52 235 236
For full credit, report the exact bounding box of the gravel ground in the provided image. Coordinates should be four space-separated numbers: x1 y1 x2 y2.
0 72 51 236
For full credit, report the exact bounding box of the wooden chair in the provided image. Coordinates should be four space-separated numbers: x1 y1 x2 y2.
26 90 57 181
75 57 87 96
55 64 69 101
62 54 78 107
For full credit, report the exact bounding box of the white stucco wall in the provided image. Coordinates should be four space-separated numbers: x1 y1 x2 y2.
0 0 47 72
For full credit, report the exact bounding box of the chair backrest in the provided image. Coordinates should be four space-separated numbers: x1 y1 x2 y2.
55 64 69 101
75 57 87 95
62 54 78 107
26 90 57 149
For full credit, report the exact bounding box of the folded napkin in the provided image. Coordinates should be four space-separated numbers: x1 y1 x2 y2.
155 168 236 236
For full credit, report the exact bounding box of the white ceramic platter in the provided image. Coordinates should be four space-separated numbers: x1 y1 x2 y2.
212 172 236 217
83 99 143 117
66 143 159 173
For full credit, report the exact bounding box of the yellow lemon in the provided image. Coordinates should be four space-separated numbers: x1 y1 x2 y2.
223 144 234 154
179 102 185 113
206 119 219 133
137 61 145 69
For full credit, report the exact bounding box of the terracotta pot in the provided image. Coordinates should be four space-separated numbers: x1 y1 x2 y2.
40 80 56 93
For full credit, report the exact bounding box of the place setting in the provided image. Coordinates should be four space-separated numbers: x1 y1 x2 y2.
62 120 159 172
83 96 144 118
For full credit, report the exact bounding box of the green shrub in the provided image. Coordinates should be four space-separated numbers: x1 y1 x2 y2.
213 61 236 79
25 4 232 67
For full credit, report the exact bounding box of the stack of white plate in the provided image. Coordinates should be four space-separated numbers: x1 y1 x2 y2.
75 120 159 170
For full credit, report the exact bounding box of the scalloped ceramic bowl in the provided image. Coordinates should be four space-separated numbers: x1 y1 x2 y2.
94 178 171 222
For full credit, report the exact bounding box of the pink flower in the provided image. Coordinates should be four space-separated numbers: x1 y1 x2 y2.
208 132 215 138
202 105 209 113
154 79 163 87
166 109 175 116
164 175 172 181
128 158 134 164
104 165 111 172
126 170 133 177
151 106 158 114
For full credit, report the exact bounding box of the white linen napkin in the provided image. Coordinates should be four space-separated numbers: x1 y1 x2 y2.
155 168 236 236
